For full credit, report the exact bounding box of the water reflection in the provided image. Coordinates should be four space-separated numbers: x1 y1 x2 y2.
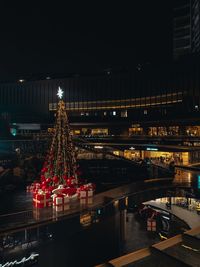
0 176 200 266
174 166 200 187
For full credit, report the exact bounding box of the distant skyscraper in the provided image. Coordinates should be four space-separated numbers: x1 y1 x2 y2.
173 0 200 59
191 0 200 52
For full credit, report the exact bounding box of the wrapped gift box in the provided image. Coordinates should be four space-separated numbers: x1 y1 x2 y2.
52 193 70 207
33 191 52 208
26 185 31 192
86 183 96 191
147 219 156 231
80 189 93 199
27 182 41 193
43 186 56 195
26 184 35 193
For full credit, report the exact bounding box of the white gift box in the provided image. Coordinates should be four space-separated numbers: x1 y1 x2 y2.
52 194 70 207
80 190 93 199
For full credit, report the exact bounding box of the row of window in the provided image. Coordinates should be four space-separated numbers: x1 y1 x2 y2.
48 92 184 111
129 125 200 137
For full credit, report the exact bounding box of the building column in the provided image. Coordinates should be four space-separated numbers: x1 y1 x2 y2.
120 209 127 242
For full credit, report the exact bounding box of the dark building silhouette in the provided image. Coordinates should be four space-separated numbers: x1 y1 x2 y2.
173 0 200 58
0 118 11 139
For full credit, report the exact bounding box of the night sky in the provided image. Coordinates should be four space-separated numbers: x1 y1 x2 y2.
0 1 173 82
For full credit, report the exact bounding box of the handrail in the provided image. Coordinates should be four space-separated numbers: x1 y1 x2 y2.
109 248 151 267
0 178 174 236
0 209 33 218
97 226 200 267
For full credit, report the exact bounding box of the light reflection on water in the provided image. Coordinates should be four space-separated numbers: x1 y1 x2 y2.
174 167 200 185
0 177 200 267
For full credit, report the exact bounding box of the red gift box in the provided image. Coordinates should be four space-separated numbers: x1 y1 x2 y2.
147 219 156 231
33 191 52 208
27 182 41 193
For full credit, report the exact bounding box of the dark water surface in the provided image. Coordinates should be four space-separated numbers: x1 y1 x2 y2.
0 177 200 267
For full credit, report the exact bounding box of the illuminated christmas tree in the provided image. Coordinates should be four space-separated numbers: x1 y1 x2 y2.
40 87 79 189
29 87 95 209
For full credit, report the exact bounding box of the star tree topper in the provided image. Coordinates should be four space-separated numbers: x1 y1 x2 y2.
57 87 64 99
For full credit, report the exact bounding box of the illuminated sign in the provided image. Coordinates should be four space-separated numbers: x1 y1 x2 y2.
97 209 101 215
146 147 158 151
80 212 92 227
10 128 17 136
0 253 39 267
94 146 103 149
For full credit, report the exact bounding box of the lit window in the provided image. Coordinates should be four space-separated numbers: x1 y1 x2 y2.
113 111 116 116
49 103 53 110
121 110 127 117
81 112 84 116
103 111 107 116
144 110 148 115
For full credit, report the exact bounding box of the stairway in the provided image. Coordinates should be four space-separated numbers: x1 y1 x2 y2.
96 226 200 267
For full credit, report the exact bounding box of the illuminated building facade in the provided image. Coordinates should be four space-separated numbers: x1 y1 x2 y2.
0 60 200 136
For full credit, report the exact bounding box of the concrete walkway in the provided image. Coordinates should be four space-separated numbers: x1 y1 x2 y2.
144 200 200 229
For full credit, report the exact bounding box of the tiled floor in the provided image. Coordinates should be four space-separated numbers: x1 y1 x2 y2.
123 212 160 254
144 200 200 229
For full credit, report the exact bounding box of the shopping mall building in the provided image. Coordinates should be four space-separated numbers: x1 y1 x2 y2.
0 58 200 138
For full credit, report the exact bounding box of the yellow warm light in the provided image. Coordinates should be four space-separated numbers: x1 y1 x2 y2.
49 92 184 111
125 197 128 206
80 213 92 227
114 200 119 208
113 151 120 156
